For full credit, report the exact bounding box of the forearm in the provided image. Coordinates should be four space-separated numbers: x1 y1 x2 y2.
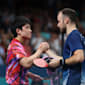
48 55 79 68
47 49 84 68
65 55 84 65
26 72 37 80
65 50 84 65
46 49 61 59
20 49 42 68
27 49 42 63
45 49 63 68
26 72 34 77
26 72 43 81
65 57 76 65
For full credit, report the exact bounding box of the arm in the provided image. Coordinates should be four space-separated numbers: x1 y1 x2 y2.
46 49 60 59
19 49 42 68
45 49 63 68
26 72 43 81
47 33 84 67
46 49 84 68
19 42 49 68
66 33 84 64
65 49 84 65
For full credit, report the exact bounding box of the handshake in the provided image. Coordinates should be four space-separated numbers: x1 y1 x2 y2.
37 42 62 61
36 42 63 68
38 42 49 53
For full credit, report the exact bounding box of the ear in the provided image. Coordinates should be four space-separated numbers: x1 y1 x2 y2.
64 17 69 24
16 28 21 35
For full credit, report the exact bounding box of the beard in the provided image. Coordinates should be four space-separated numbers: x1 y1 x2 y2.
61 27 66 33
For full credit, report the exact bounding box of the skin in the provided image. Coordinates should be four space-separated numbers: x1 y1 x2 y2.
46 11 84 68
15 23 49 80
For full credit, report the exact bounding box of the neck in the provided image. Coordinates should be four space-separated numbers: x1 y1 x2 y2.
66 23 77 36
15 36 29 45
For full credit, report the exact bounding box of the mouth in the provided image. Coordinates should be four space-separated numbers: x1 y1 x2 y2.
29 33 32 38
30 33 32 36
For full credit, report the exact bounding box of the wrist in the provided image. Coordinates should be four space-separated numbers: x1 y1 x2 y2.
60 58 66 66
35 49 42 58
45 49 51 54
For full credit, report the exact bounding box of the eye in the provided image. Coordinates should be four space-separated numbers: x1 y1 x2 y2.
26 25 30 29
26 26 29 29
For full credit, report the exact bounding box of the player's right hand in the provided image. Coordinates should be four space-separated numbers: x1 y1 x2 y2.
38 42 49 52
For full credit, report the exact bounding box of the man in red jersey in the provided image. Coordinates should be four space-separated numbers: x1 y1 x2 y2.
6 16 49 85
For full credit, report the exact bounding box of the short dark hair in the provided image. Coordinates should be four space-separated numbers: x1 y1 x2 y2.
60 8 79 26
11 16 32 37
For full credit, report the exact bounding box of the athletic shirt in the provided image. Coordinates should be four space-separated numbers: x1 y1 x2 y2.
63 30 84 85
6 38 30 85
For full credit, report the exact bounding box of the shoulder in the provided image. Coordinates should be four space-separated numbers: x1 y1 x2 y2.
8 39 24 51
69 30 81 40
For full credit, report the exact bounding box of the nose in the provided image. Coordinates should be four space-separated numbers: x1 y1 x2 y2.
29 28 32 33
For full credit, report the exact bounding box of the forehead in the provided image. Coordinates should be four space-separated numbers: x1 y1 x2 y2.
23 24 31 27
57 12 63 20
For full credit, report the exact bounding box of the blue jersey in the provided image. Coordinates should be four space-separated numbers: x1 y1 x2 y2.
63 30 85 85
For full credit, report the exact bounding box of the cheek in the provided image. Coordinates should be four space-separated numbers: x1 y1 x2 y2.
57 23 60 27
21 31 28 36
58 22 62 27
60 22 64 27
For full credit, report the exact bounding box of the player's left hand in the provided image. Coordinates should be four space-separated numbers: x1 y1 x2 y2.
48 57 63 68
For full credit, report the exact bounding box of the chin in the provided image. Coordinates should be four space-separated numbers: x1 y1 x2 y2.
60 29 63 32
60 28 66 33
27 37 31 40
23 37 31 40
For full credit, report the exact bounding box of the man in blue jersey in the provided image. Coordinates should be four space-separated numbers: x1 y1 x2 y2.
46 8 85 85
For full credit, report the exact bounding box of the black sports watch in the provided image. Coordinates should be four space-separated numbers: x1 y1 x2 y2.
60 58 65 66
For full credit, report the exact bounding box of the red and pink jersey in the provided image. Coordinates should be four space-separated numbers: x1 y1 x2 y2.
6 38 30 85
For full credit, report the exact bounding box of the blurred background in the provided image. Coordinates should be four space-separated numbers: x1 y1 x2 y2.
0 0 85 85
